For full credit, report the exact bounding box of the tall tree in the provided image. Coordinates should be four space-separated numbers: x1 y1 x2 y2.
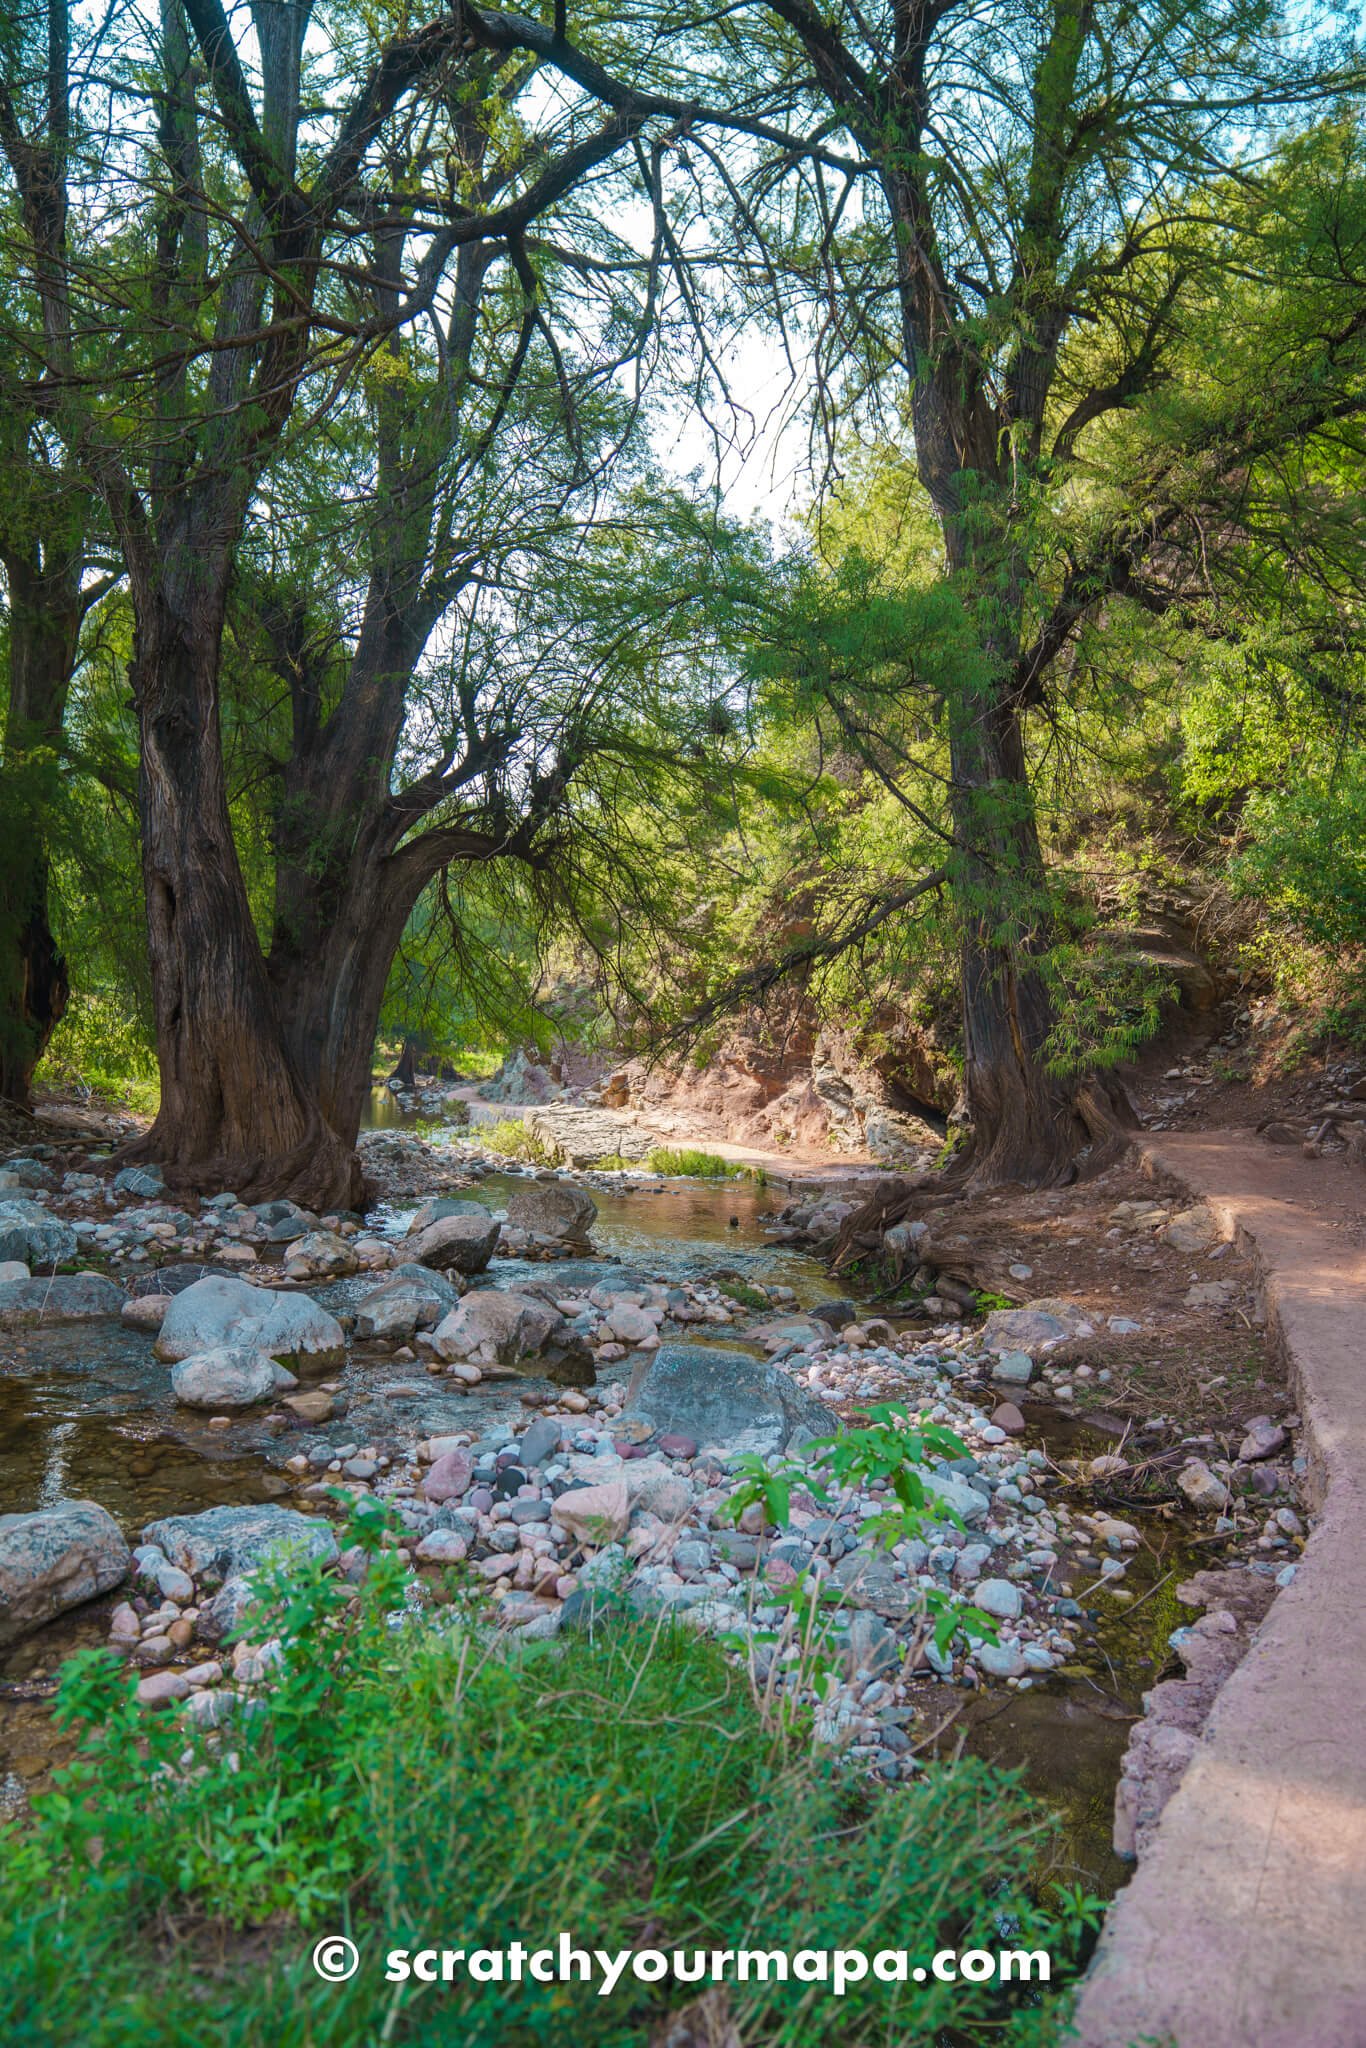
674 0 1364 1180
0 0 117 1106
0 0 776 1200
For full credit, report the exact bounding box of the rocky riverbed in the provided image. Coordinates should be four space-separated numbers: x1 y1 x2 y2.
0 1126 1307 1887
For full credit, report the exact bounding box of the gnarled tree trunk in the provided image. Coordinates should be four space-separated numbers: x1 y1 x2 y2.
118 584 362 1209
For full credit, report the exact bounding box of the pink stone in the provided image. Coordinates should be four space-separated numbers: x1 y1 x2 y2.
555 1476 631 1546
136 1669 191 1707
422 1449 473 1503
477 1554 518 1579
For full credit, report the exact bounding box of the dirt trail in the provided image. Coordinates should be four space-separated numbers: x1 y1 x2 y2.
1076 1129 1366 2048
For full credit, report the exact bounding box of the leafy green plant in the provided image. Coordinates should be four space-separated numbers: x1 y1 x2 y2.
0 1504 1085 2048
718 1406 1003 1658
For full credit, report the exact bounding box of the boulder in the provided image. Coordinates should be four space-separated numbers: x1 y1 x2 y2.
0 1500 130 1645
749 1314 824 1354
402 1211 501 1274
519 1416 563 1466
170 1346 297 1410
354 1264 462 1342
505 1180 597 1246
121 1293 173 1331
0 1272 125 1327
407 1196 492 1234
141 1503 337 1588
281 1389 336 1424
981 1299 1089 1353
432 1289 594 1386
112 1165 165 1197
620 1342 835 1455
523 1105 654 1168
154 1275 345 1369
973 1577 1024 1620
479 1048 563 1105
0 1157 58 1191
555 1476 631 1546
422 1449 473 1503
991 1350 1036 1386
1162 1204 1219 1253
561 1452 691 1521
0 1260 28 1284
282 1230 357 1279
0 1196 76 1268
1238 1416 1288 1463
921 1469 990 1527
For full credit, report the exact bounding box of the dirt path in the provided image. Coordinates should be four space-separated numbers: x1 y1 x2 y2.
1075 1129 1366 2048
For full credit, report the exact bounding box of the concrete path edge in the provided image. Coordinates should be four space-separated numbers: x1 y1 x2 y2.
1072 1131 1366 2048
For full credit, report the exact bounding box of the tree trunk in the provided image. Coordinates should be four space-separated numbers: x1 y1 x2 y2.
938 521 1133 1187
0 550 80 1106
270 835 430 1149
118 587 362 1209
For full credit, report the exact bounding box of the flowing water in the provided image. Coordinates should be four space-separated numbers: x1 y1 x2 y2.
0 1149 1179 1891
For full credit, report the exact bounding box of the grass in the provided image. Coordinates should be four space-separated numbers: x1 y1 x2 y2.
647 1146 768 1186
475 1116 560 1166
717 1277 772 1311
0 1511 1087 2048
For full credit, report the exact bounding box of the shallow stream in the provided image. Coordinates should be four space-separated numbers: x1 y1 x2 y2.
1 1147 1180 1891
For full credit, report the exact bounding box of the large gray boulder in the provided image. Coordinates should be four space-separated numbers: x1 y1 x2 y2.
141 1502 337 1588
407 1196 491 1234
0 1197 76 1268
153 1274 345 1369
354 1264 462 1342
0 1500 130 1645
170 1346 298 1410
980 1298 1090 1353
505 1180 597 1246
621 1343 835 1455
0 1272 125 1327
432 1288 594 1386
403 1211 501 1274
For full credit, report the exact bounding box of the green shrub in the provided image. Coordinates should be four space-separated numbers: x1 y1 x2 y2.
647 1147 767 1185
39 985 161 1116
0 1513 1087 2048
476 1117 560 1165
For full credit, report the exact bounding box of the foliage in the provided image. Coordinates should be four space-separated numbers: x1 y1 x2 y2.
475 1118 561 1165
718 1405 1002 1654
646 1147 764 1182
0 1512 1089 2047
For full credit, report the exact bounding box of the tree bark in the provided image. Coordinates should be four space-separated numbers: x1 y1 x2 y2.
933 506 1134 1188
118 583 363 1208
0 544 80 1105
